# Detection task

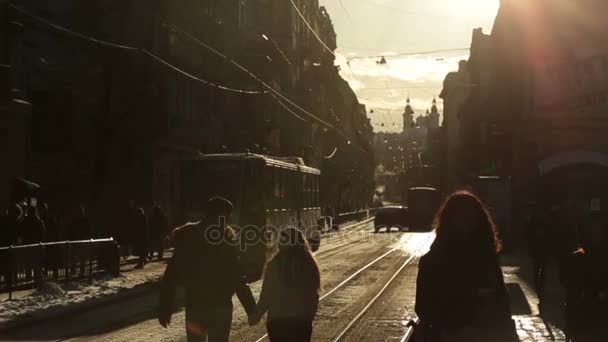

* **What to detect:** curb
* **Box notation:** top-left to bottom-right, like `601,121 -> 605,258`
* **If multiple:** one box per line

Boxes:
0,279 -> 160,333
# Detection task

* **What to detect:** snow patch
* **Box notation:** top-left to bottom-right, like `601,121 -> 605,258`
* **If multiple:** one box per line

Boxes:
0,263 -> 165,328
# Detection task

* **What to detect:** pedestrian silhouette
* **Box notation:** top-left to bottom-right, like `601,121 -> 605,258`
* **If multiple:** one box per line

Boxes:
39,202 -> 63,278
22,205 -> 46,244
1,203 -> 22,247
415,190 -> 516,342
159,196 -> 255,342
249,227 -> 321,342
149,205 -> 170,260
1,204 -> 22,283
68,205 -> 91,241
38,203 -> 61,242
526,206 -> 550,312
132,207 -> 149,269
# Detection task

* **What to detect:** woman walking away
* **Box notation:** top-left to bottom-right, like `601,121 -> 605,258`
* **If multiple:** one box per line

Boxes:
250,227 -> 321,342
415,190 -> 516,342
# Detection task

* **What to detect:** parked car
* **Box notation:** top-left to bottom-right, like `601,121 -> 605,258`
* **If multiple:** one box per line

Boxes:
374,206 -> 409,233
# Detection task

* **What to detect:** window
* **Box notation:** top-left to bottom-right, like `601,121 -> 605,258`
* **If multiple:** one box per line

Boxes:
313,175 -> 319,207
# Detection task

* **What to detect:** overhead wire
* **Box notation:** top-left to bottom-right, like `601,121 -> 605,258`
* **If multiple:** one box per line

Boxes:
375,63 -> 399,129
289,0 -> 336,57
288,0 -> 360,83
11,2 -> 371,154
162,18 -> 370,154
160,20 -> 335,129
347,47 -> 470,62
337,0 -> 351,18
8,3 -> 266,95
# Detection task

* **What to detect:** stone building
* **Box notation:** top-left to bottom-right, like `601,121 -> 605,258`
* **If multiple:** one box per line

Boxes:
1,0 -> 374,226
0,0 -> 32,210
443,0 -> 608,237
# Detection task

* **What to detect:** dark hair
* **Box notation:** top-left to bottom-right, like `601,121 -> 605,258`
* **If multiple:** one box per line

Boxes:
270,227 -> 321,293
432,190 -> 501,254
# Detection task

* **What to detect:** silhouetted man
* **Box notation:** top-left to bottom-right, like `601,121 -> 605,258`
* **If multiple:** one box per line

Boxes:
1,203 -> 22,247
132,207 -> 149,269
527,208 -> 550,311
149,205 -> 170,260
22,205 -> 46,244
159,196 -> 255,342
68,205 -> 92,241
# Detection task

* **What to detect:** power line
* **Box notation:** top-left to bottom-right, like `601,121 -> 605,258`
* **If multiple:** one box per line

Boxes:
289,0 -> 336,57
337,0 -> 351,18
9,3 -> 266,95
375,64 -> 399,128
358,86 -> 438,90
161,20 -> 335,129
287,0 -> 363,91
347,48 -> 470,62
269,92 -> 307,122
11,3 -> 370,153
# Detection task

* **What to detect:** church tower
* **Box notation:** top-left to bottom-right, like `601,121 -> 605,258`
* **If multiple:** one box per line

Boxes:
428,98 -> 440,129
403,97 -> 415,132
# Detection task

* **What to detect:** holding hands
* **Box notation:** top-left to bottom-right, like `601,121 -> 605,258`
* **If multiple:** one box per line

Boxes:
248,311 -> 263,326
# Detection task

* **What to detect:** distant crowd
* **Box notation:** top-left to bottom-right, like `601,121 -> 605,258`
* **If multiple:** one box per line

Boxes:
0,201 -> 171,269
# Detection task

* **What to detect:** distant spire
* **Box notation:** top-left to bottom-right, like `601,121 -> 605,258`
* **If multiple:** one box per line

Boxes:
406,96 -> 410,104
431,97 -> 439,114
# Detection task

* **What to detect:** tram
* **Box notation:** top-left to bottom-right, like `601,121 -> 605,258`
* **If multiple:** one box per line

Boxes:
179,153 -> 322,281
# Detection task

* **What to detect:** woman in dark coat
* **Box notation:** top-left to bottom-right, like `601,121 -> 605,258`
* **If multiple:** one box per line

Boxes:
415,190 -> 515,342
250,227 -> 321,342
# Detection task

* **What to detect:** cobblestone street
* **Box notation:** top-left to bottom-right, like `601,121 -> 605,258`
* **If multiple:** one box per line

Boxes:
0,223 -> 579,342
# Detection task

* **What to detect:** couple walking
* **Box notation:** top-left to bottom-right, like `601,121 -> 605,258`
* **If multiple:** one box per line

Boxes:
158,196 -> 320,342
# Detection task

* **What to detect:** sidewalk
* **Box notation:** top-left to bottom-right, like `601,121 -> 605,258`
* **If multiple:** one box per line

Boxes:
0,255 -> 170,332
501,251 -> 567,341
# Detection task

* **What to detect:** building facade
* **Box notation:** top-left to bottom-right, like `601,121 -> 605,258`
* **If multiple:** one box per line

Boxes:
1,0 -> 374,228
443,0 -> 608,240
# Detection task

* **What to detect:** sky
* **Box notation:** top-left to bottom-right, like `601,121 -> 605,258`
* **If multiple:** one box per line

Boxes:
318,0 -> 500,132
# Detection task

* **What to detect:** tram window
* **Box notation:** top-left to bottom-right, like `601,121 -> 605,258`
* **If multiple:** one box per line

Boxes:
313,176 -> 319,207
305,174 -> 312,208
281,170 -> 288,203
288,170 -> 296,209
309,175 -> 314,208
273,168 -> 280,199
303,174 -> 308,208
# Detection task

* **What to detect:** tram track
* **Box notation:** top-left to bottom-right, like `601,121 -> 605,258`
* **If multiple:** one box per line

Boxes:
1,221 -> 422,342
315,218 -> 375,259
253,233 -> 433,342
329,235 -> 429,342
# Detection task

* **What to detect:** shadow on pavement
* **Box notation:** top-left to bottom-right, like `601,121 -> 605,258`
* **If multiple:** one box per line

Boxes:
506,283 -> 532,315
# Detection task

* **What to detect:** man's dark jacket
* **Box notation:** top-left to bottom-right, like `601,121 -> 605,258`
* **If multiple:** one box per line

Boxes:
159,221 -> 255,318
